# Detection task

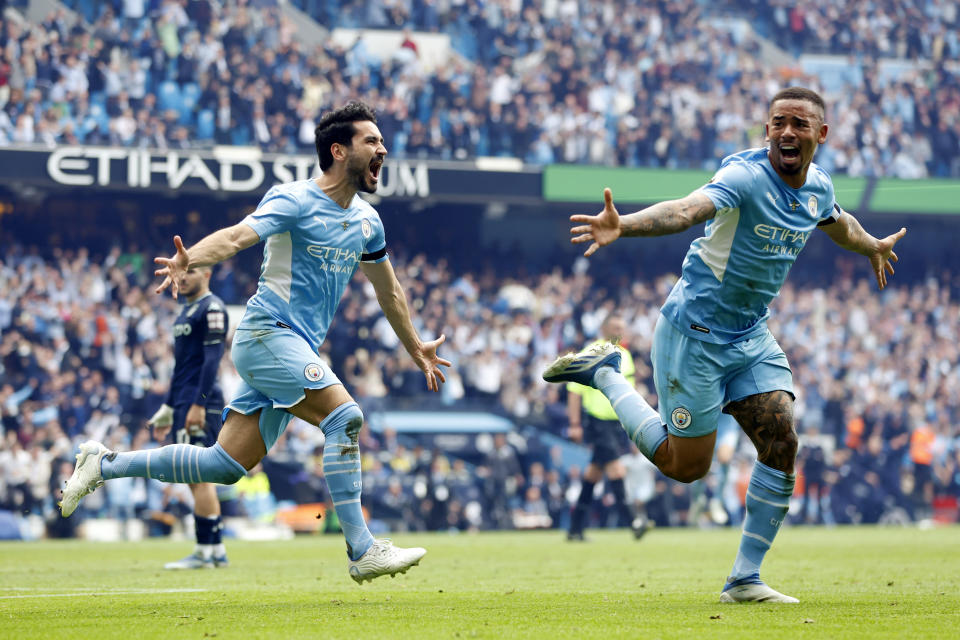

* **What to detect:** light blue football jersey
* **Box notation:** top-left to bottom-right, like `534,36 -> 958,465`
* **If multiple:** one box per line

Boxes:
237,179 -> 388,352
660,148 -> 841,344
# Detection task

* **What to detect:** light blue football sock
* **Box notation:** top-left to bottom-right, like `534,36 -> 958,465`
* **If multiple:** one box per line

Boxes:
101,442 -> 247,485
320,402 -> 375,561
594,367 -> 667,461
729,461 -> 795,581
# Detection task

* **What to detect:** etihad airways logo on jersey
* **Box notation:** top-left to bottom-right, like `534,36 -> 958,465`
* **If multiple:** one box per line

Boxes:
306,245 -> 361,273
753,224 -> 810,243
753,224 -> 810,257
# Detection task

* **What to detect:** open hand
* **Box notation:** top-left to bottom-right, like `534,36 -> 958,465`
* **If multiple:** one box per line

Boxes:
154,235 -> 190,299
570,188 -> 622,257
870,227 -> 906,290
415,334 -> 452,392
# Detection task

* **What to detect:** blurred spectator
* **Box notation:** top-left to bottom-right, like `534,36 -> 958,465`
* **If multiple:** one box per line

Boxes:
0,1 -> 956,175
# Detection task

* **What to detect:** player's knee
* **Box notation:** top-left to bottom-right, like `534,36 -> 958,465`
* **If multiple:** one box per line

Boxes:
323,401 -> 364,442
204,444 -> 247,485
774,430 -> 799,462
211,462 -> 246,485
344,405 -> 364,440
603,461 -> 626,480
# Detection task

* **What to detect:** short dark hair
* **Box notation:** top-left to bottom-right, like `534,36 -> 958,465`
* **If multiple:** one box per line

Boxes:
314,101 -> 378,172
769,87 -> 826,121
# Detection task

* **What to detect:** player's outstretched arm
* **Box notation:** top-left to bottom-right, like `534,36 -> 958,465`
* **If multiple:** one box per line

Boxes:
821,210 -> 906,290
570,189 -> 715,257
360,259 -> 452,392
154,223 -> 261,298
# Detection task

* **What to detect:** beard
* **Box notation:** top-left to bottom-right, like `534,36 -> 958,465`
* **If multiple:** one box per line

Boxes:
772,149 -> 804,174
347,156 -> 377,194
776,158 -> 802,174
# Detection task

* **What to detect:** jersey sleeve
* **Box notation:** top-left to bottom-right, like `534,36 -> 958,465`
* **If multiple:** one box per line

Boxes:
818,177 -> 842,226
242,187 -> 300,240
360,213 -> 388,263
698,161 -> 756,212
817,203 -> 843,226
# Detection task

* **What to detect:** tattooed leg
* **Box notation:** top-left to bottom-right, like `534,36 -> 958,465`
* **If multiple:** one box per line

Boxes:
723,390 -> 798,591
725,390 -> 798,473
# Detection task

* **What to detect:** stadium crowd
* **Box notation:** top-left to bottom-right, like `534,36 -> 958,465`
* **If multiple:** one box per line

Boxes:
0,0 -> 958,176
1,238 -> 958,539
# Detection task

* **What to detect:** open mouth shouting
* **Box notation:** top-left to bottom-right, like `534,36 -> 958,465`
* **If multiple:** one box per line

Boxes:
776,143 -> 803,173
369,157 -> 383,184
779,144 -> 800,161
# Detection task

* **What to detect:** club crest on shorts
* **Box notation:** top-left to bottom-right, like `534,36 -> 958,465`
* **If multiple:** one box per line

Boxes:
304,363 -> 324,382
808,195 -> 818,218
361,218 -> 372,239
671,407 -> 692,430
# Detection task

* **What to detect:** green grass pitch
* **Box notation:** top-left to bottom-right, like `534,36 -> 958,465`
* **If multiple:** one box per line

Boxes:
2,526 -> 958,639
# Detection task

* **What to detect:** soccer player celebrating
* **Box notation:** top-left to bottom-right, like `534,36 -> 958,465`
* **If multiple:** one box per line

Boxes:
61,101 -> 451,583
148,265 -> 231,570
543,87 -> 906,603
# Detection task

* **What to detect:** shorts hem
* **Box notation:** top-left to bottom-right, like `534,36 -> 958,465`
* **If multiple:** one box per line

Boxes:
225,404 -> 259,416
722,386 -> 795,412
665,425 -> 716,439
272,393 -> 305,410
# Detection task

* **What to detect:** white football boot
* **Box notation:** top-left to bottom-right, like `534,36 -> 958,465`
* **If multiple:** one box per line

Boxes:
165,550 -> 215,570
720,577 -> 799,603
59,440 -> 110,517
348,539 -> 426,584
542,341 -> 622,386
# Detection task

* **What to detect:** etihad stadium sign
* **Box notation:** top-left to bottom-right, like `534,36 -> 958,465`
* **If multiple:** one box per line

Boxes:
0,146 -> 541,203
44,146 -> 430,197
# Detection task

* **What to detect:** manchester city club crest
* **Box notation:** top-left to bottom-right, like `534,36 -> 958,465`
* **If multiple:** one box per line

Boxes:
361,218 -> 372,239
304,363 -> 324,382
671,407 -> 692,430
808,195 -> 818,218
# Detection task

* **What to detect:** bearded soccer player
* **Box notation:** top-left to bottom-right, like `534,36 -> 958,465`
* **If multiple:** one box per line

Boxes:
543,87 -> 906,603
61,101 -> 451,583
148,265 -> 230,570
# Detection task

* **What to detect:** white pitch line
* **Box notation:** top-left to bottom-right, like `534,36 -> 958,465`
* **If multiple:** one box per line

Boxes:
0,588 -> 207,599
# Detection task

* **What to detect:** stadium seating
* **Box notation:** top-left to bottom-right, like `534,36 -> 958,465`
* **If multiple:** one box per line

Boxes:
1,1 -> 956,175
1,236 -> 957,536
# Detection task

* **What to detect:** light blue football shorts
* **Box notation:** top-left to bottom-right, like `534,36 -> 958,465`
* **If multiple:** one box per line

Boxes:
651,314 -> 793,439
223,325 -> 343,452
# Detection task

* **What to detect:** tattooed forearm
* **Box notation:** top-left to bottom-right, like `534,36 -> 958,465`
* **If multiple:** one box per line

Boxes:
825,211 -> 880,256
725,390 -> 798,474
619,193 -> 715,238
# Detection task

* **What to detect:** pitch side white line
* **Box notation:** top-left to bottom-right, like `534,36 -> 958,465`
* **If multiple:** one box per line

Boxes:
0,588 -> 207,599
